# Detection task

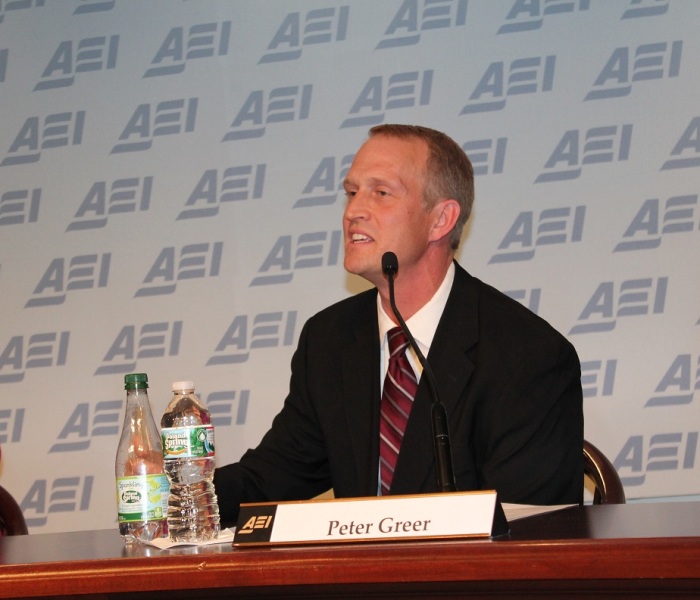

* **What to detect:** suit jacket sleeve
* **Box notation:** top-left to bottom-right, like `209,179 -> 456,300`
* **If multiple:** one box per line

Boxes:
213,317 -> 333,524
454,273 -> 584,505
473,331 -> 583,504
213,290 -> 380,524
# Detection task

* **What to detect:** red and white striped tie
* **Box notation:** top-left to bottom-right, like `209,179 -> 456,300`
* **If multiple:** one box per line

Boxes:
379,327 -> 418,495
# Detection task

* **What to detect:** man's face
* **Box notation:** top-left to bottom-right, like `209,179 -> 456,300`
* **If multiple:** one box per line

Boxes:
342,135 -> 436,287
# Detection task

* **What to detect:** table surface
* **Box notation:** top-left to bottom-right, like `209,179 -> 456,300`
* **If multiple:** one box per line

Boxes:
1,502 -> 700,599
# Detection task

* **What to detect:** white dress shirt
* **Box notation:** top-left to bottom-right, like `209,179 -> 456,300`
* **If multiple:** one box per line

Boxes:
377,261 -> 455,389
375,262 -> 455,494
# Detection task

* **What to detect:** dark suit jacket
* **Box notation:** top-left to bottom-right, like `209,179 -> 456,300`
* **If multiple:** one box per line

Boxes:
214,263 -> 584,523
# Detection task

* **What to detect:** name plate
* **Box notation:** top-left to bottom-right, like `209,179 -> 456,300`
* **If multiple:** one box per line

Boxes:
233,490 -> 509,546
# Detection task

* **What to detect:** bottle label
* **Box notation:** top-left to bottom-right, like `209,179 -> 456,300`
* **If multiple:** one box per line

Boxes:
162,425 -> 215,459
116,474 -> 168,523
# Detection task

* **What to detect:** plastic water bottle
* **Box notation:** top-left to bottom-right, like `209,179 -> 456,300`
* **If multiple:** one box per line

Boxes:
161,380 -> 220,542
115,373 -> 169,542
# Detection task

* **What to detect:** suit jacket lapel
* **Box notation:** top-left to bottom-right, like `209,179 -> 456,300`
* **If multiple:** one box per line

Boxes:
390,263 -> 479,494
340,292 -> 381,496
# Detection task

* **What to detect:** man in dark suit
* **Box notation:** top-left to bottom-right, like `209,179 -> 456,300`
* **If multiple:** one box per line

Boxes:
214,125 -> 583,524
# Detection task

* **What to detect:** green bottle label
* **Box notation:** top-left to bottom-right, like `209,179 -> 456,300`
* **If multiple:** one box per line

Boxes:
116,474 -> 168,523
161,425 -> 215,460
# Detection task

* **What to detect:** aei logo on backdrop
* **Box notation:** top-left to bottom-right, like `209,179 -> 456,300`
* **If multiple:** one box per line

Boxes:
144,21 -> 231,77
177,166 -> 266,220
661,117 -> 700,170
73,1 -> 115,15
33,35 -> 118,91
460,55 -> 555,114
0,111 -> 85,167
375,0 -> 467,49
581,359 -> 617,398
206,312 -> 297,366
584,40 -> 682,101
535,124 -> 632,183
0,0 -> 47,26
206,390 -> 250,427
621,1 -> 670,20
462,138 -> 507,176
93,321 -> 182,376
20,476 -> 93,528
489,206 -> 585,264
614,432 -> 697,487
259,6 -> 348,63
50,400 -> 122,453
66,176 -> 153,231
24,253 -> 111,307
0,408 -> 24,444
134,241 -> 223,297
293,155 -> 354,208
0,1 -> 105,26
249,230 -> 341,286
0,332 -> 69,384
644,354 -> 700,408
569,277 -> 668,335
497,0 -> 590,34
614,194 -> 698,252
340,70 -> 432,129
222,85 -> 312,141
0,188 -> 40,226
111,98 -> 197,154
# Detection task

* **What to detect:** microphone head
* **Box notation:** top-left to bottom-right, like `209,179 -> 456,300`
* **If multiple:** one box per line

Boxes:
382,252 -> 399,277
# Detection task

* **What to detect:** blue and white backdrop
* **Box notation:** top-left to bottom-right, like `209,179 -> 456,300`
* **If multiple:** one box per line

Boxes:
0,0 -> 698,533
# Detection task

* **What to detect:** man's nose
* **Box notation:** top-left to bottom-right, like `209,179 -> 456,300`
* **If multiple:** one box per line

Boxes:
344,192 -> 369,221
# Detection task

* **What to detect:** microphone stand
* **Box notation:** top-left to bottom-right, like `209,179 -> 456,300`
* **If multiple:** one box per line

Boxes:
383,252 -> 457,493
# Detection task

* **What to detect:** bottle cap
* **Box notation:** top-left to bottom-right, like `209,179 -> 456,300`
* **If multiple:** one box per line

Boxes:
172,380 -> 195,392
124,373 -> 148,390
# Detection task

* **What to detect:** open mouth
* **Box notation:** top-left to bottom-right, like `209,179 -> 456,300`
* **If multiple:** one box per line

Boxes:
350,233 -> 373,243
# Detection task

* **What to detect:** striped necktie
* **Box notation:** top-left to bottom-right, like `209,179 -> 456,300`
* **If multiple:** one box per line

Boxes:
379,327 -> 418,495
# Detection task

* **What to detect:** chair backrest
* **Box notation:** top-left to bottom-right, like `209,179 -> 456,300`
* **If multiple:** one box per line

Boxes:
583,439 -> 626,505
0,484 -> 28,535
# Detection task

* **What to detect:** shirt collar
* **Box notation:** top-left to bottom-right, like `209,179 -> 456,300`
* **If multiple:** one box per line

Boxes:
378,261 -> 455,352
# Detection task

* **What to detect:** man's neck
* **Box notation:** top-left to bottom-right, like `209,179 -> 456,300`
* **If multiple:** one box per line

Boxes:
378,255 -> 454,323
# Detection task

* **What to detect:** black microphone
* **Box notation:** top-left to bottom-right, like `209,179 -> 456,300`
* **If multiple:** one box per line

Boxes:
381,251 -> 457,493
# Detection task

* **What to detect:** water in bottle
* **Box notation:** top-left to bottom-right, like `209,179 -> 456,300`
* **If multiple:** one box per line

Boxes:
115,373 -> 169,542
161,380 -> 220,542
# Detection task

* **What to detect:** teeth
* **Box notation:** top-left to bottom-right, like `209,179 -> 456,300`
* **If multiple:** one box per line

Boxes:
352,233 -> 370,242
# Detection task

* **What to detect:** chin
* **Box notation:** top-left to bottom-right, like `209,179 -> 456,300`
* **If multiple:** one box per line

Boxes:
343,259 -> 362,277
344,248 -> 366,267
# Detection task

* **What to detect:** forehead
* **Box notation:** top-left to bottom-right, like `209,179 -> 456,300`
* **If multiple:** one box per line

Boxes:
349,135 -> 429,179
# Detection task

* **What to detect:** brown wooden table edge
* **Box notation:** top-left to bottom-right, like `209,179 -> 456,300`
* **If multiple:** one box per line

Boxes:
2,536 -> 699,598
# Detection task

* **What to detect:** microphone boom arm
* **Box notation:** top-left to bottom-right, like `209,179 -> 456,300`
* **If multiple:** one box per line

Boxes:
384,252 -> 457,493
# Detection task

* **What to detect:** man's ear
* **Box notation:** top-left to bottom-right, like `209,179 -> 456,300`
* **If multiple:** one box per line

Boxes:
430,199 -> 461,243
